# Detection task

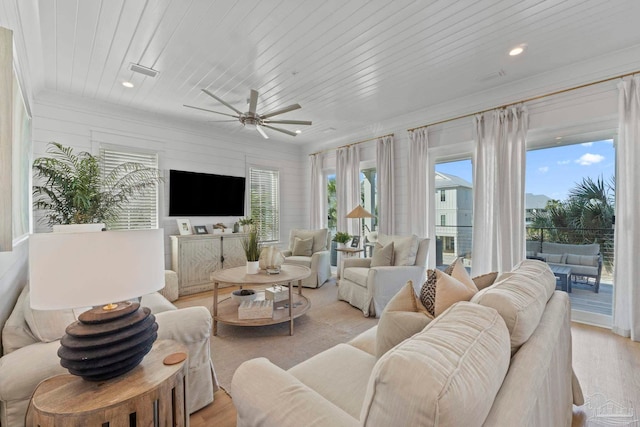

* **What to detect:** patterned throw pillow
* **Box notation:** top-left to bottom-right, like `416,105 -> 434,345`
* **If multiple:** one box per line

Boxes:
420,269 -> 477,317
292,237 -> 313,256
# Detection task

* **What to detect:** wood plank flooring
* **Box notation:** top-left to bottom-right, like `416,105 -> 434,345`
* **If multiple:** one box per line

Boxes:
190,322 -> 640,427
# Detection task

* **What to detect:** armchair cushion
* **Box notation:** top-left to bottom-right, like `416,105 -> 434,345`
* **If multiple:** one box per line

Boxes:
375,281 -> 432,357
369,242 -> 394,267
378,234 -> 419,266
343,268 -> 369,288
288,228 -> 329,254
293,237 -> 314,256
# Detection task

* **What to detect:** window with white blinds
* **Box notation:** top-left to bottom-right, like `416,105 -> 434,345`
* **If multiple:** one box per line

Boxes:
100,147 -> 158,230
249,167 -> 280,242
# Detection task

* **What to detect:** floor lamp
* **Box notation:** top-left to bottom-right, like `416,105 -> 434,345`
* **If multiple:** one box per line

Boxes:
346,205 -> 373,248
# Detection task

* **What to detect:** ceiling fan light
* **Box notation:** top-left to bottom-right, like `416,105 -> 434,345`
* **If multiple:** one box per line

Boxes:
122,81 -> 134,88
295,129 -> 302,134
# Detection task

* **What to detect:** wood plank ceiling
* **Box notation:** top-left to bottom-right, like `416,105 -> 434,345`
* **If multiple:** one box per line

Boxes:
25,0 -> 640,143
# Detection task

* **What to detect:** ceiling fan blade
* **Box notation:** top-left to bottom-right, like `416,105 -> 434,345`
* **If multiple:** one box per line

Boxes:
201,89 -> 243,115
262,124 -> 298,137
209,120 -> 239,122
248,89 -> 259,115
263,119 -> 312,125
256,125 -> 269,139
261,103 -> 301,119
183,104 -> 239,119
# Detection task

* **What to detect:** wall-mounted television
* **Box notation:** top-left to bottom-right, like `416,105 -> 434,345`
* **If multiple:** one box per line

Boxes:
169,169 -> 245,216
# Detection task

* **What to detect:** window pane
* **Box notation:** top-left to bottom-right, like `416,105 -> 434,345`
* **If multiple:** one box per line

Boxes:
249,168 -> 279,242
327,173 -> 336,235
100,148 -> 158,230
435,160 -> 473,268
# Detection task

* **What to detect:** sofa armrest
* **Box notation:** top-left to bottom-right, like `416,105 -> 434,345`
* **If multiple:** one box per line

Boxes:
310,250 -> 330,267
155,306 -> 218,413
0,341 -> 66,402
341,258 -> 371,280
232,358 -> 358,427
281,249 -> 293,257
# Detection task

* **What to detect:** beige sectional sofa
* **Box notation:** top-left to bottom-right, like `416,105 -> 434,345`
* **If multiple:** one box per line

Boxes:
0,286 -> 218,427
231,260 -> 584,426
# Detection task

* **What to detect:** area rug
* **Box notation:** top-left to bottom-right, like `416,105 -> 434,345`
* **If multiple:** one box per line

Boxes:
174,278 -> 378,389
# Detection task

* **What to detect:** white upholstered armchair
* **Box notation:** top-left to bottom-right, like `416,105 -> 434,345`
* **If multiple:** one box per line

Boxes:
338,235 -> 429,317
281,228 -> 332,288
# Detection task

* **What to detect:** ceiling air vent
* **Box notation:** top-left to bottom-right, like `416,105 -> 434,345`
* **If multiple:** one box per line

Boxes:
129,63 -> 159,78
476,69 -> 506,82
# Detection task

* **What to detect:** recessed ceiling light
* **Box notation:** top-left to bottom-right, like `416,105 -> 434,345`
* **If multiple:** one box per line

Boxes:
122,81 -> 134,88
509,45 -> 526,56
295,130 -> 302,134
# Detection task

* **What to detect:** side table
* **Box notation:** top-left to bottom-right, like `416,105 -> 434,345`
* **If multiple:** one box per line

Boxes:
27,340 -> 189,427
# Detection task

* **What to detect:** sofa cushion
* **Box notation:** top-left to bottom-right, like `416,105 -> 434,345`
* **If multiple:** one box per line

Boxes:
507,259 -> 557,300
2,287 -> 38,355
420,269 -> 477,317
537,252 -> 567,264
22,289 -> 88,343
471,272 -> 549,354
343,267 -> 369,288
376,281 -> 432,358
377,234 -> 419,266
292,237 -> 314,256
289,343 -> 377,419
369,241 -> 394,267
472,271 -> 498,290
566,254 -> 599,267
360,302 -> 511,427
289,229 -> 328,254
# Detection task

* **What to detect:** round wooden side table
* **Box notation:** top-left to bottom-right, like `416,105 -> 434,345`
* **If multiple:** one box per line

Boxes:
27,340 -> 189,427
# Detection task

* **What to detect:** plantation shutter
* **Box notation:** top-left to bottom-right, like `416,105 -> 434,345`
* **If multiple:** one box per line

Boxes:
100,148 -> 158,230
249,167 -> 279,242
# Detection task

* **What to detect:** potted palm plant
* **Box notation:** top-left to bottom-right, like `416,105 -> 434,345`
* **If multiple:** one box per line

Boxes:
242,229 -> 261,274
32,143 -> 162,230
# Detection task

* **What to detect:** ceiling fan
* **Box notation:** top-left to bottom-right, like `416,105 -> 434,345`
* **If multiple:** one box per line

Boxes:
184,89 -> 312,139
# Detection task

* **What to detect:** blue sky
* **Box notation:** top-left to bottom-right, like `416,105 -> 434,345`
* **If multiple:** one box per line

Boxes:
435,139 -> 615,202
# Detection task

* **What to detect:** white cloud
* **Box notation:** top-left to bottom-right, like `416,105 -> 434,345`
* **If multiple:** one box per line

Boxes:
576,153 -> 605,166
581,142 -> 593,147
538,166 -> 549,173
557,160 -> 571,165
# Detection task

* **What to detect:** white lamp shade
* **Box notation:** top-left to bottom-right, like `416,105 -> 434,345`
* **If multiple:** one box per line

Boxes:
29,229 -> 165,310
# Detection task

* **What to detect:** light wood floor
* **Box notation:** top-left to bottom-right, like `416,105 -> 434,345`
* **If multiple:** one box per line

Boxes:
190,322 -> 640,427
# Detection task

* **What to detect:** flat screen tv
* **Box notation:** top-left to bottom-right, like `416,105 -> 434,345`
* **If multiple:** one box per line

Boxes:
169,169 -> 245,216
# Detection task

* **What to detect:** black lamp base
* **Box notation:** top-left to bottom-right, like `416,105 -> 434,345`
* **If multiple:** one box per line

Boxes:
58,301 -> 158,381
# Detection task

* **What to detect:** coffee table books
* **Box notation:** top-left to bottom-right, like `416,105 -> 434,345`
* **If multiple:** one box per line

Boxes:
238,299 -> 274,320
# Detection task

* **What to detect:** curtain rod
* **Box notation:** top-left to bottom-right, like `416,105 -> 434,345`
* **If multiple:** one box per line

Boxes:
407,69 -> 640,133
309,133 -> 394,157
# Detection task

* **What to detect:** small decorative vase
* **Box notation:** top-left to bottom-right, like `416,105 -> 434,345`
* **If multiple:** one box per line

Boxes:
246,261 -> 260,275
337,242 -> 346,249
243,225 -> 250,233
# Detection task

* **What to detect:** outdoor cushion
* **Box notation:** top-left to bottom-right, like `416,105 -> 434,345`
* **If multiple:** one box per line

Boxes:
541,242 -> 599,256
566,254 -> 599,267
537,252 -> 566,264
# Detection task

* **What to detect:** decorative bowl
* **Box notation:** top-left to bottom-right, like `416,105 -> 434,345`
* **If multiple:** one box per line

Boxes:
231,289 -> 257,304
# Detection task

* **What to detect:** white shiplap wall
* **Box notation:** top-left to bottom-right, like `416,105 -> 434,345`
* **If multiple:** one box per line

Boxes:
31,90 -> 308,267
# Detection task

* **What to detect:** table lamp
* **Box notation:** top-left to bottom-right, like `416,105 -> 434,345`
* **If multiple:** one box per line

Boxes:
346,205 -> 373,248
29,228 -> 165,381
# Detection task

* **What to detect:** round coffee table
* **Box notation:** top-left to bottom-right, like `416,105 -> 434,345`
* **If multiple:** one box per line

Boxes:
210,264 -> 311,336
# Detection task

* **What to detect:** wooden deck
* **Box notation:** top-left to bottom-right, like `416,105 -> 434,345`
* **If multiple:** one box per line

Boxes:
567,281 -> 612,316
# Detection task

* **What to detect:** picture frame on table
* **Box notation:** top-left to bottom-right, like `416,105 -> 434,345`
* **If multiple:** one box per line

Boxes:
350,235 -> 360,248
176,218 -> 192,235
193,225 -> 208,235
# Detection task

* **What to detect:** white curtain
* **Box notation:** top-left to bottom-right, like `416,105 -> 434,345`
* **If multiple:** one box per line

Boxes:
613,75 -> 640,341
336,145 -> 360,235
376,135 -> 395,234
408,128 -> 431,238
472,105 -> 528,276
309,153 -> 325,229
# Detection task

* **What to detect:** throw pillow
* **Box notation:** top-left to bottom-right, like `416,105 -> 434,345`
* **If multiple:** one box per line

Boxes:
443,257 -> 477,292
376,281 -> 433,357
472,271 -> 499,290
537,252 -> 566,264
23,289 -> 88,342
370,242 -> 394,267
292,237 -> 313,256
420,269 -> 477,317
